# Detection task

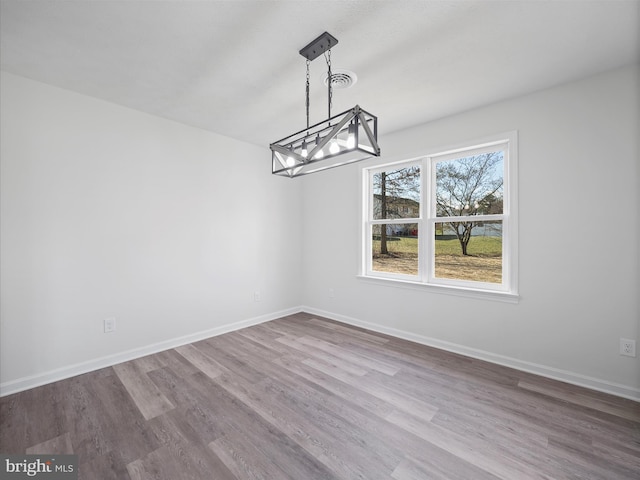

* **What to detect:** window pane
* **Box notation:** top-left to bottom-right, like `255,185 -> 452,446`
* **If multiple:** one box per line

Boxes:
372,224 -> 418,275
434,221 -> 502,283
373,166 -> 420,220
435,151 -> 503,217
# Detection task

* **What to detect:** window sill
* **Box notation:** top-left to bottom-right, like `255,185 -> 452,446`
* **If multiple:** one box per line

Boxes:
356,275 -> 520,304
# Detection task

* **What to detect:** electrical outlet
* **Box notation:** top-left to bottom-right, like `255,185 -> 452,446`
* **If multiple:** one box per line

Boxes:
104,317 -> 116,333
328,288 -> 335,298
253,291 -> 261,302
620,338 -> 636,357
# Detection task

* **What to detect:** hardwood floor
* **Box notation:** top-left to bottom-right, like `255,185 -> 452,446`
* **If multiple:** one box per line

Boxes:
1,312 -> 639,479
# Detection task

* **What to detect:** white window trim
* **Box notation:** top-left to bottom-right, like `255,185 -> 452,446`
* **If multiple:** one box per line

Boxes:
359,132 -> 519,303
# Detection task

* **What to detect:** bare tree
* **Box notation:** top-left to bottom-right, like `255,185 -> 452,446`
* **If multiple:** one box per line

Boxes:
436,152 -> 503,255
373,166 -> 420,254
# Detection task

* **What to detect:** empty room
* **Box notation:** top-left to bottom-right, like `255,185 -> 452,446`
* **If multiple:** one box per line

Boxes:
1,1 -> 638,479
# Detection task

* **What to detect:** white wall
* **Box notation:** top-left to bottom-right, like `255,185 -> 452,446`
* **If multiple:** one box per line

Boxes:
2,66 -> 638,400
0,72 -> 302,393
301,64 -> 640,399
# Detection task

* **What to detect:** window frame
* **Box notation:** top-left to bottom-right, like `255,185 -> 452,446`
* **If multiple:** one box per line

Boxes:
365,160 -> 422,282
360,132 -> 519,303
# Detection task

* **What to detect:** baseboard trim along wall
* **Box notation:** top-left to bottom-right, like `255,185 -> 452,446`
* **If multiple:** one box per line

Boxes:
3,305 -> 638,402
0,306 -> 302,397
301,306 -> 640,402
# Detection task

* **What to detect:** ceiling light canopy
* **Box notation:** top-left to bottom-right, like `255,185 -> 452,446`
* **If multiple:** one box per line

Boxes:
270,32 -> 380,178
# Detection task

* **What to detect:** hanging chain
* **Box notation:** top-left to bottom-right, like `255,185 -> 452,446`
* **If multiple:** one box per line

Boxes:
305,59 -> 310,130
326,48 -> 333,118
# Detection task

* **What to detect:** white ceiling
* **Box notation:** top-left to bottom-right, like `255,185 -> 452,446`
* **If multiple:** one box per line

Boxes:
1,1 -> 638,148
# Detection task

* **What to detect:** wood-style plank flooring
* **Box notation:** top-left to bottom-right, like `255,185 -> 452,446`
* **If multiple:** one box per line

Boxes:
1,313 -> 639,479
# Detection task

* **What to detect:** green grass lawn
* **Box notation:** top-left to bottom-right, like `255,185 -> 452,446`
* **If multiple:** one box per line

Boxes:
435,236 -> 502,257
372,236 -> 418,255
372,235 -> 502,282
372,235 -> 501,257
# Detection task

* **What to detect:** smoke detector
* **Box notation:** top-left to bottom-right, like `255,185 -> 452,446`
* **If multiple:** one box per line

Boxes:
323,69 -> 358,89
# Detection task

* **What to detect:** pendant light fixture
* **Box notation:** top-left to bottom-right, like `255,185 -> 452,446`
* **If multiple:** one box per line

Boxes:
270,32 -> 381,178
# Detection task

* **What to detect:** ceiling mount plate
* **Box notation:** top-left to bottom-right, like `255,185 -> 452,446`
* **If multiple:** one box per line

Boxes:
299,32 -> 338,61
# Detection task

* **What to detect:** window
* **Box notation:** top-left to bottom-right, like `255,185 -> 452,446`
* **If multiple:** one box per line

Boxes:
362,133 -> 518,299
370,163 -> 421,276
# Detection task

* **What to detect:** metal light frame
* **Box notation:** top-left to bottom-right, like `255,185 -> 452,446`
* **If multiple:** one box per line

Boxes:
270,32 -> 380,178
271,105 -> 379,177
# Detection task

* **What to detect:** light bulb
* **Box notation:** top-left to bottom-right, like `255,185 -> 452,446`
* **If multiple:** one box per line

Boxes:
286,146 -> 295,167
301,140 -> 308,158
329,138 -> 340,154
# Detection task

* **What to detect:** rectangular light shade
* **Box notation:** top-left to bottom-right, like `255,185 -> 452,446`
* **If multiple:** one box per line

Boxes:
270,105 -> 380,178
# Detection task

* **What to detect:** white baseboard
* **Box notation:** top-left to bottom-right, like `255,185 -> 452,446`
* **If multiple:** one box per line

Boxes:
0,306 -> 303,397
301,306 -> 640,402
4,305 -> 638,402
